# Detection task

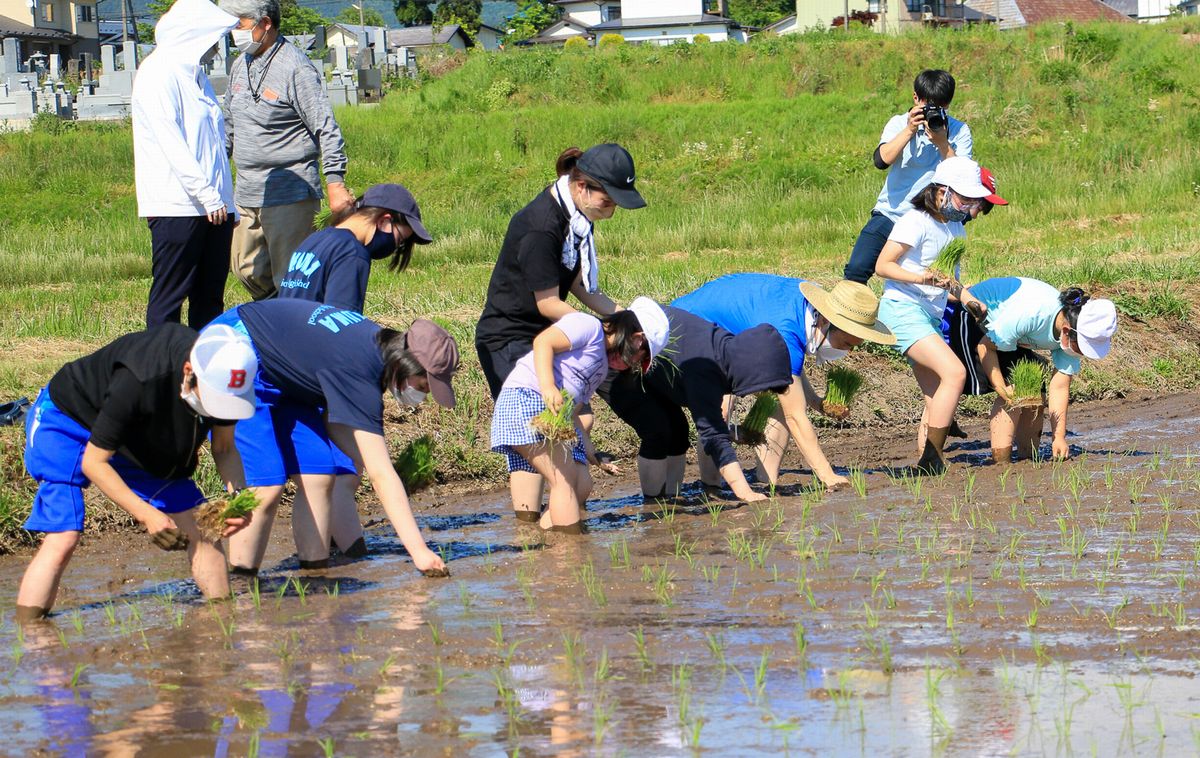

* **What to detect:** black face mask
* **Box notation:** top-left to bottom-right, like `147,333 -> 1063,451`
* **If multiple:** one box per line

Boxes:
366,226 -> 397,260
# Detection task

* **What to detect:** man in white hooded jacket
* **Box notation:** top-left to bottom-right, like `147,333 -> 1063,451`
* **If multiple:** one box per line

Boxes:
132,0 -> 239,331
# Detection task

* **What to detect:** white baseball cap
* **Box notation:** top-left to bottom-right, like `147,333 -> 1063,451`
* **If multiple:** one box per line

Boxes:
1075,298 -> 1118,360
931,156 -> 991,199
189,325 -> 258,420
627,297 -> 669,371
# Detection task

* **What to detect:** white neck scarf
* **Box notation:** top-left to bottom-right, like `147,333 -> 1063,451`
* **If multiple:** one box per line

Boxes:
552,175 -> 599,294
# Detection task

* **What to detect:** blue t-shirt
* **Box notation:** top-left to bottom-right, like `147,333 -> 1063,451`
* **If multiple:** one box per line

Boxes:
277,228 -> 371,312
238,300 -> 387,433
672,273 -> 811,376
965,277 -> 1081,376
873,113 -> 973,221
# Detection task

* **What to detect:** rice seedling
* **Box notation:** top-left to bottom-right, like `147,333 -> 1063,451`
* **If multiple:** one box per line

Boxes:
195,489 -> 260,541
928,237 -> 967,281
576,558 -> 608,608
736,393 -> 779,446
317,737 -> 335,758
593,693 -> 615,746
9,624 -> 24,666
823,367 -> 864,419
704,631 -> 727,671
394,435 -> 436,492
70,662 -> 89,690
1007,359 -> 1047,408
562,631 -> 586,685
630,625 -> 651,672
427,620 -> 444,647
529,389 -> 576,443
593,647 -> 613,684
608,536 -> 630,569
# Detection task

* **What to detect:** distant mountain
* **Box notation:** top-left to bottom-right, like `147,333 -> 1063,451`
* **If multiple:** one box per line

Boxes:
104,0 -> 518,29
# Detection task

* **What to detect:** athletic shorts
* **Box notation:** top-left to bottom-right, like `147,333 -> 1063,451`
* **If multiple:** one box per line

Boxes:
22,387 -> 205,533
943,303 -> 1044,396
206,310 -> 356,487
490,387 -> 587,474
878,297 -> 943,355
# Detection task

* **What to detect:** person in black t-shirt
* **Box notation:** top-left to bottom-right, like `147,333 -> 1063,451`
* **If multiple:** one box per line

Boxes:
476,143 -> 646,522
209,300 -> 459,577
16,324 -> 258,622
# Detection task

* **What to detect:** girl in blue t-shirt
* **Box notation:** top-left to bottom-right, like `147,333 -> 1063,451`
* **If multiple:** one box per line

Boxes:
875,156 -> 992,475
276,184 -> 431,561
489,299 -> 667,533
947,278 -> 1118,462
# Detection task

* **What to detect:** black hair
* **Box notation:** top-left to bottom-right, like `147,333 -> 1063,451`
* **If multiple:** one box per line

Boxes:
911,182 -> 948,222
377,329 -> 427,392
330,203 -> 415,272
1058,287 -> 1091,329
600,310 -> 649,374
914,69 -> 955,107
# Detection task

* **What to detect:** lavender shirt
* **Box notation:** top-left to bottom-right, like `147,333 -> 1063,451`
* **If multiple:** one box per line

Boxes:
502,313 -> 607,404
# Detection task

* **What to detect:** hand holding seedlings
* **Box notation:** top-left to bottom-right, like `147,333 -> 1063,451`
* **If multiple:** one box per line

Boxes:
195,489 -> 259,542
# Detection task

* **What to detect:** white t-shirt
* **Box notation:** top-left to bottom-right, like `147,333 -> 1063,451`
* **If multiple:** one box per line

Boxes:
880,209 -> 964,318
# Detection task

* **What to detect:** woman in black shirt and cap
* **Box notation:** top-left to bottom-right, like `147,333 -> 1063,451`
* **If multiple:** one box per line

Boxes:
476,143 -> 646,522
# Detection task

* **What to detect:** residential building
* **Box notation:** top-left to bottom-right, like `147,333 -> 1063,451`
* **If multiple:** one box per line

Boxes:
386,23 -> 473,52
793,0 -> 993,33
963,0 -> 1129,28
532,0 -> 746,44
1101,0 -> 1178,21
0,0 -> 100,61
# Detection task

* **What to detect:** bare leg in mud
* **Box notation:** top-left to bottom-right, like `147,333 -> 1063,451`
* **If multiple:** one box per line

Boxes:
228,485 -> 284,573
15,531 -> 82,620
173,509 -> 231,600
511,442 -> 591,533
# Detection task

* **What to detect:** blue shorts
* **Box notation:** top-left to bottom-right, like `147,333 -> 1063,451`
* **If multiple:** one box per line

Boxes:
22,388 -> 205,533
490,387 -> 587,474
208,309 -> 357,487
878,298 -> 944,355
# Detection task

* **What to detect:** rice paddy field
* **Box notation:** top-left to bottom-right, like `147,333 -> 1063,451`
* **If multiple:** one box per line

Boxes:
2,20 -> 1200,755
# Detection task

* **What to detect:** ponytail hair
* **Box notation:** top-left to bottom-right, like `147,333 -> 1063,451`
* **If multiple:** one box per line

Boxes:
328,203 -> 415,272
600,310 -> 649,374
376,328 -> 427,392
911,182 -> 947,222
1058,287 -> 1091,329
555,146 -> 603,190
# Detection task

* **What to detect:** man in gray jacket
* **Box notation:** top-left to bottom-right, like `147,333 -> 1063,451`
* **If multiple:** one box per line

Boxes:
220,0 -> 354,300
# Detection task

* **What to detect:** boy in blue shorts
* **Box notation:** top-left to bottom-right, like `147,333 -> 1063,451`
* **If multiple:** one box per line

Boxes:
16,324 -> 258,622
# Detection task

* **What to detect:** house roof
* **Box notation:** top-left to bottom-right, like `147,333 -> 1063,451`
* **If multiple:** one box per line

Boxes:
963,0 -> 1026,28
592,14 -> 742,31
761,14 -> 796,32
0,19 -> 80,43
1012,0 -> 1131,24
387,25 -> 471,47
1099,0 -> 1137,14
285,33 -> 316,51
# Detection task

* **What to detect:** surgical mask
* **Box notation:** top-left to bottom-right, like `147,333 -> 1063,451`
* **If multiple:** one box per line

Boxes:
392,384 -> 426,407
232,22 -> 263,56
939,191 -> 970,224
181,389 -> 207,417
1060,332 -> 1084,359
366,226 -> 398,260
808,325 -> 849,365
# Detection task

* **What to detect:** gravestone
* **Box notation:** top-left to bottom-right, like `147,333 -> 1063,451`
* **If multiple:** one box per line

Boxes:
332,45 -> 349,72
48,54 -> 61,81
76,43 -> 136,120
207,36 -> 231,96
0,39 -> 37,123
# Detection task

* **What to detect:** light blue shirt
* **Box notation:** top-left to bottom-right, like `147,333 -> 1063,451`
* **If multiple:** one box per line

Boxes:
967,277 -> 1081,376
873,113 -> 973,221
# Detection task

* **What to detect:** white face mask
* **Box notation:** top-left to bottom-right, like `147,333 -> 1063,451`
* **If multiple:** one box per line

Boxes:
1060,332 -> 1084,359
231,22 -> 263,56
181,388 -> 207,417
808,324 -> 849,365
392,384 -> 427,407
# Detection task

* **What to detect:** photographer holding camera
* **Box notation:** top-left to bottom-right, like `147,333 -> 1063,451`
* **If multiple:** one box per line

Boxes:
843,69 -> 973,285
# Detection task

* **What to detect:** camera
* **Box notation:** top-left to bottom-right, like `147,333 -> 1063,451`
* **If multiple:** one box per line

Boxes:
922,103 -> 948,132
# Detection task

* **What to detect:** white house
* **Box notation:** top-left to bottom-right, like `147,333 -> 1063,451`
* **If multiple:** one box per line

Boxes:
533,0 -> 745,44
1100,0 -> 1180,21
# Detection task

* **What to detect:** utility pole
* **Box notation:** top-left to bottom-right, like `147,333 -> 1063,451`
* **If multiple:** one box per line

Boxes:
845,0 -> 850,29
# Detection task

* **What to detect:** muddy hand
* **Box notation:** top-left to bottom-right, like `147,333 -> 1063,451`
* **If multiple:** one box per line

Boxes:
151,527 -> 189,551
221,515 -> 251,539
415,549 -> 449,578
822,402 -> 851,421
821,475 -> 850,492
594,451 -> 621,476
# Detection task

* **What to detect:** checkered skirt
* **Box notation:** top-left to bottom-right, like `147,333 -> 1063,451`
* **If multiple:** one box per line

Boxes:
490,387 -> 587,473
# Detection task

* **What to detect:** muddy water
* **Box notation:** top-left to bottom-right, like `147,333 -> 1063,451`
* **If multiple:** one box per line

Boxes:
3,394 -> 1200,755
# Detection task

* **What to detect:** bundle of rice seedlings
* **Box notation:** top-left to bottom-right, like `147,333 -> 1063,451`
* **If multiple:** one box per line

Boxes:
530,388 -> 577,443
1008,359 -> 1047,408
195,489 -> 259,542
737,393 -> 779,446
394,435 -> 436,492
823,366 -> 865,418
929,237 -> 967,280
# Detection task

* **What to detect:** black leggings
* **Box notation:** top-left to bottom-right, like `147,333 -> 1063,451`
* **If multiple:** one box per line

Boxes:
599,371 -> 691,460
476,338 -> 533,400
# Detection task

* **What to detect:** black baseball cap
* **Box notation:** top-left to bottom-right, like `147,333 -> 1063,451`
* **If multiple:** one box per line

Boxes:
576,143 -> 646,210
360,184 -> 432,244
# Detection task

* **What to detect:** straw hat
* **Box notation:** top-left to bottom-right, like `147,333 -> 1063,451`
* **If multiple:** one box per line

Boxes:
798,280 -> 896,345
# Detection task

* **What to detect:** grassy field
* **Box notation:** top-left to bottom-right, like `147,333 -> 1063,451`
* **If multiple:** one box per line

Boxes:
1,21 -> 1199,545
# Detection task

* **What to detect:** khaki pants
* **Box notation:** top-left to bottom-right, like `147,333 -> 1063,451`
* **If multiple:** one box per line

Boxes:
231,198 -> 322,300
